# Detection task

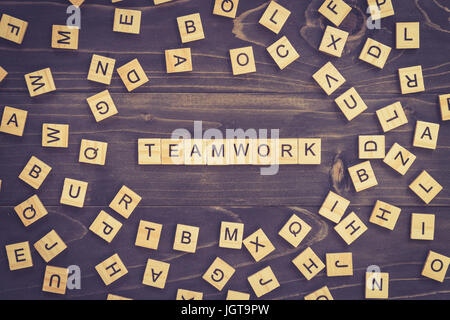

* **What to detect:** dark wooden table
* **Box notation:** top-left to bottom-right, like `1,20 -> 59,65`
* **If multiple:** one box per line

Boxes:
0,0 -> 449,300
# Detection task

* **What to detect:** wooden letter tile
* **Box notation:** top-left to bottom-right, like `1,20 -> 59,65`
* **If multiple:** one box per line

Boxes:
51,25 -> 79,50
184,139 -> 207,165
206,139 -> 227,165
266,36 -> 299,70
0,66 -> 7,82
117,58 -> 149,92
165,48 -> 192,73
335,87 -> 368,121
334,212 -> 368,245
42,124 -> 69,148
259,1 -> 291,34
318,0 -> 352,27
0,14 -> 28,44
227,139 -> 256,165
365,272 -> 389,299
304,286 -> 334,300
439,94 -> 450,121
161,139 -> 185,165
255,139 -> 278,166
359,38 -> 391,69
173,224 -> 199,253
34,229 -> 67,263
89,210 -> 123,243
213,0 -> 239,19
219,221 -> 244,249
348,161 -> 378,192
88,54 -> 116,85
154,0 -> 173,4
278,214 -> 311,248
107,294 -> 132,300
142,258 -> 170,289
42,266 -> 68,295
319,25 -> 349,57
113,8 -> 142,34
0,106 -> 28,136
202,257 -> 235,291
313,62 -> 345,95
298,138 -> 321,164
18,156 -> 52,190
421,250 -> 449,282
396,22 -> 420,49
413,120 -> 439,150
376,102 -> 408,133
24,68 -> 56,97
292,247 -> 325,280
326,252 -> 353,277
95,253 -> 128,286
369,200 -> 401,231
135,220 -> 163,250
60,178 -> 88,208
319,190 -> 350,224
243,228 -> 275,262
383,143 -> 416,175
226,290 -> 250,300
79,139 -> 108,165
247,266 -> 280,298
409,170 -> 442,204
109,185 -> 142,219
5,241 -> 33,271
398,65 -> 425,94
14,195 -> 48,227
138,138 -> 162,164
86,90 -> 118,123
176,289 -> 203,300
367,0 -> 394,19
177,13 -> 205,43
359,135 -> 385,159
229,46 -> 256,75
278,139 -> 298,164
411,213 -> 435,241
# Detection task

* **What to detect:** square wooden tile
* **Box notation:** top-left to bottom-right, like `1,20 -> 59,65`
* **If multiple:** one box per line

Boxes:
89,210 -> 123,243
421,250 -> 449,282
184,139 -> 207,165
348,161 -> 378,192
173,224 -> 199,253
267,36 -> 299,70
298,138 -> 321,164
278,214 -> 311,247
335,87 -> 368,121
18,156 -> 52,190
312,62 -> 345,95
367,0 -> 394,19
319,190 -> 350,223
277,139 -> 298,164
319,25 -> 348,57
205,139 -> 227,165
383,143 -> 416,175
304,286 -> 333,300
34,229 -> 67,263
292,247 -> 325,280
0,66 -> 8,82
161,139 -> 184,164
117,58 -> 149,92
409,170 -> 442,204
107,294 -> 132,300
318,0 -> 352,27
398,65 -> 425,94
86,90 -> 118,122
42,265 -> 68,295
165,48 -> 192,73
213,0 -> 239,18
135,220 -> 163,250
413,120 -> 439,150
0,106 -> 28,136
219,221 -> 244,249
365,272 -> 389,299
259,1 -> 291,34
95,253 -> 128,286
109,185 -> 142,219
0,14 -> 28,44
79,139 -> 108,165
359,38 -> 391,69
60,178 -> 88,208
14,194 -> 48,227
334,212 -> 368,245
376,101 -> 408,132
229,46 -> 256,75
177,13 -> 205,43
396,22 -> 420,49
326,252 -> 353,277
247,266 -> 280,298
359,135 -> 385,159
411,213 -> 435,240
226,290 -> 250,300
88,54 -> 116,85
138,138 -> 161,165
5,241 -> 33,271
176,289 -> 203,300
202,257 -> 235,291
42,124 -> 69,148
227,139 -> 256,164
113,8 -> 141,34
369,200 -> 401,231
51,25 -> 79,50
439,94 -> 450,121
142,258 -> 170,289
243,228 -> 275,262
24,68 -> 56,97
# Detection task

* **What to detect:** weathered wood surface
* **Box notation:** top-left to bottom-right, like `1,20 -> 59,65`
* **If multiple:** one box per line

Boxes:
0,0 -> 449,299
